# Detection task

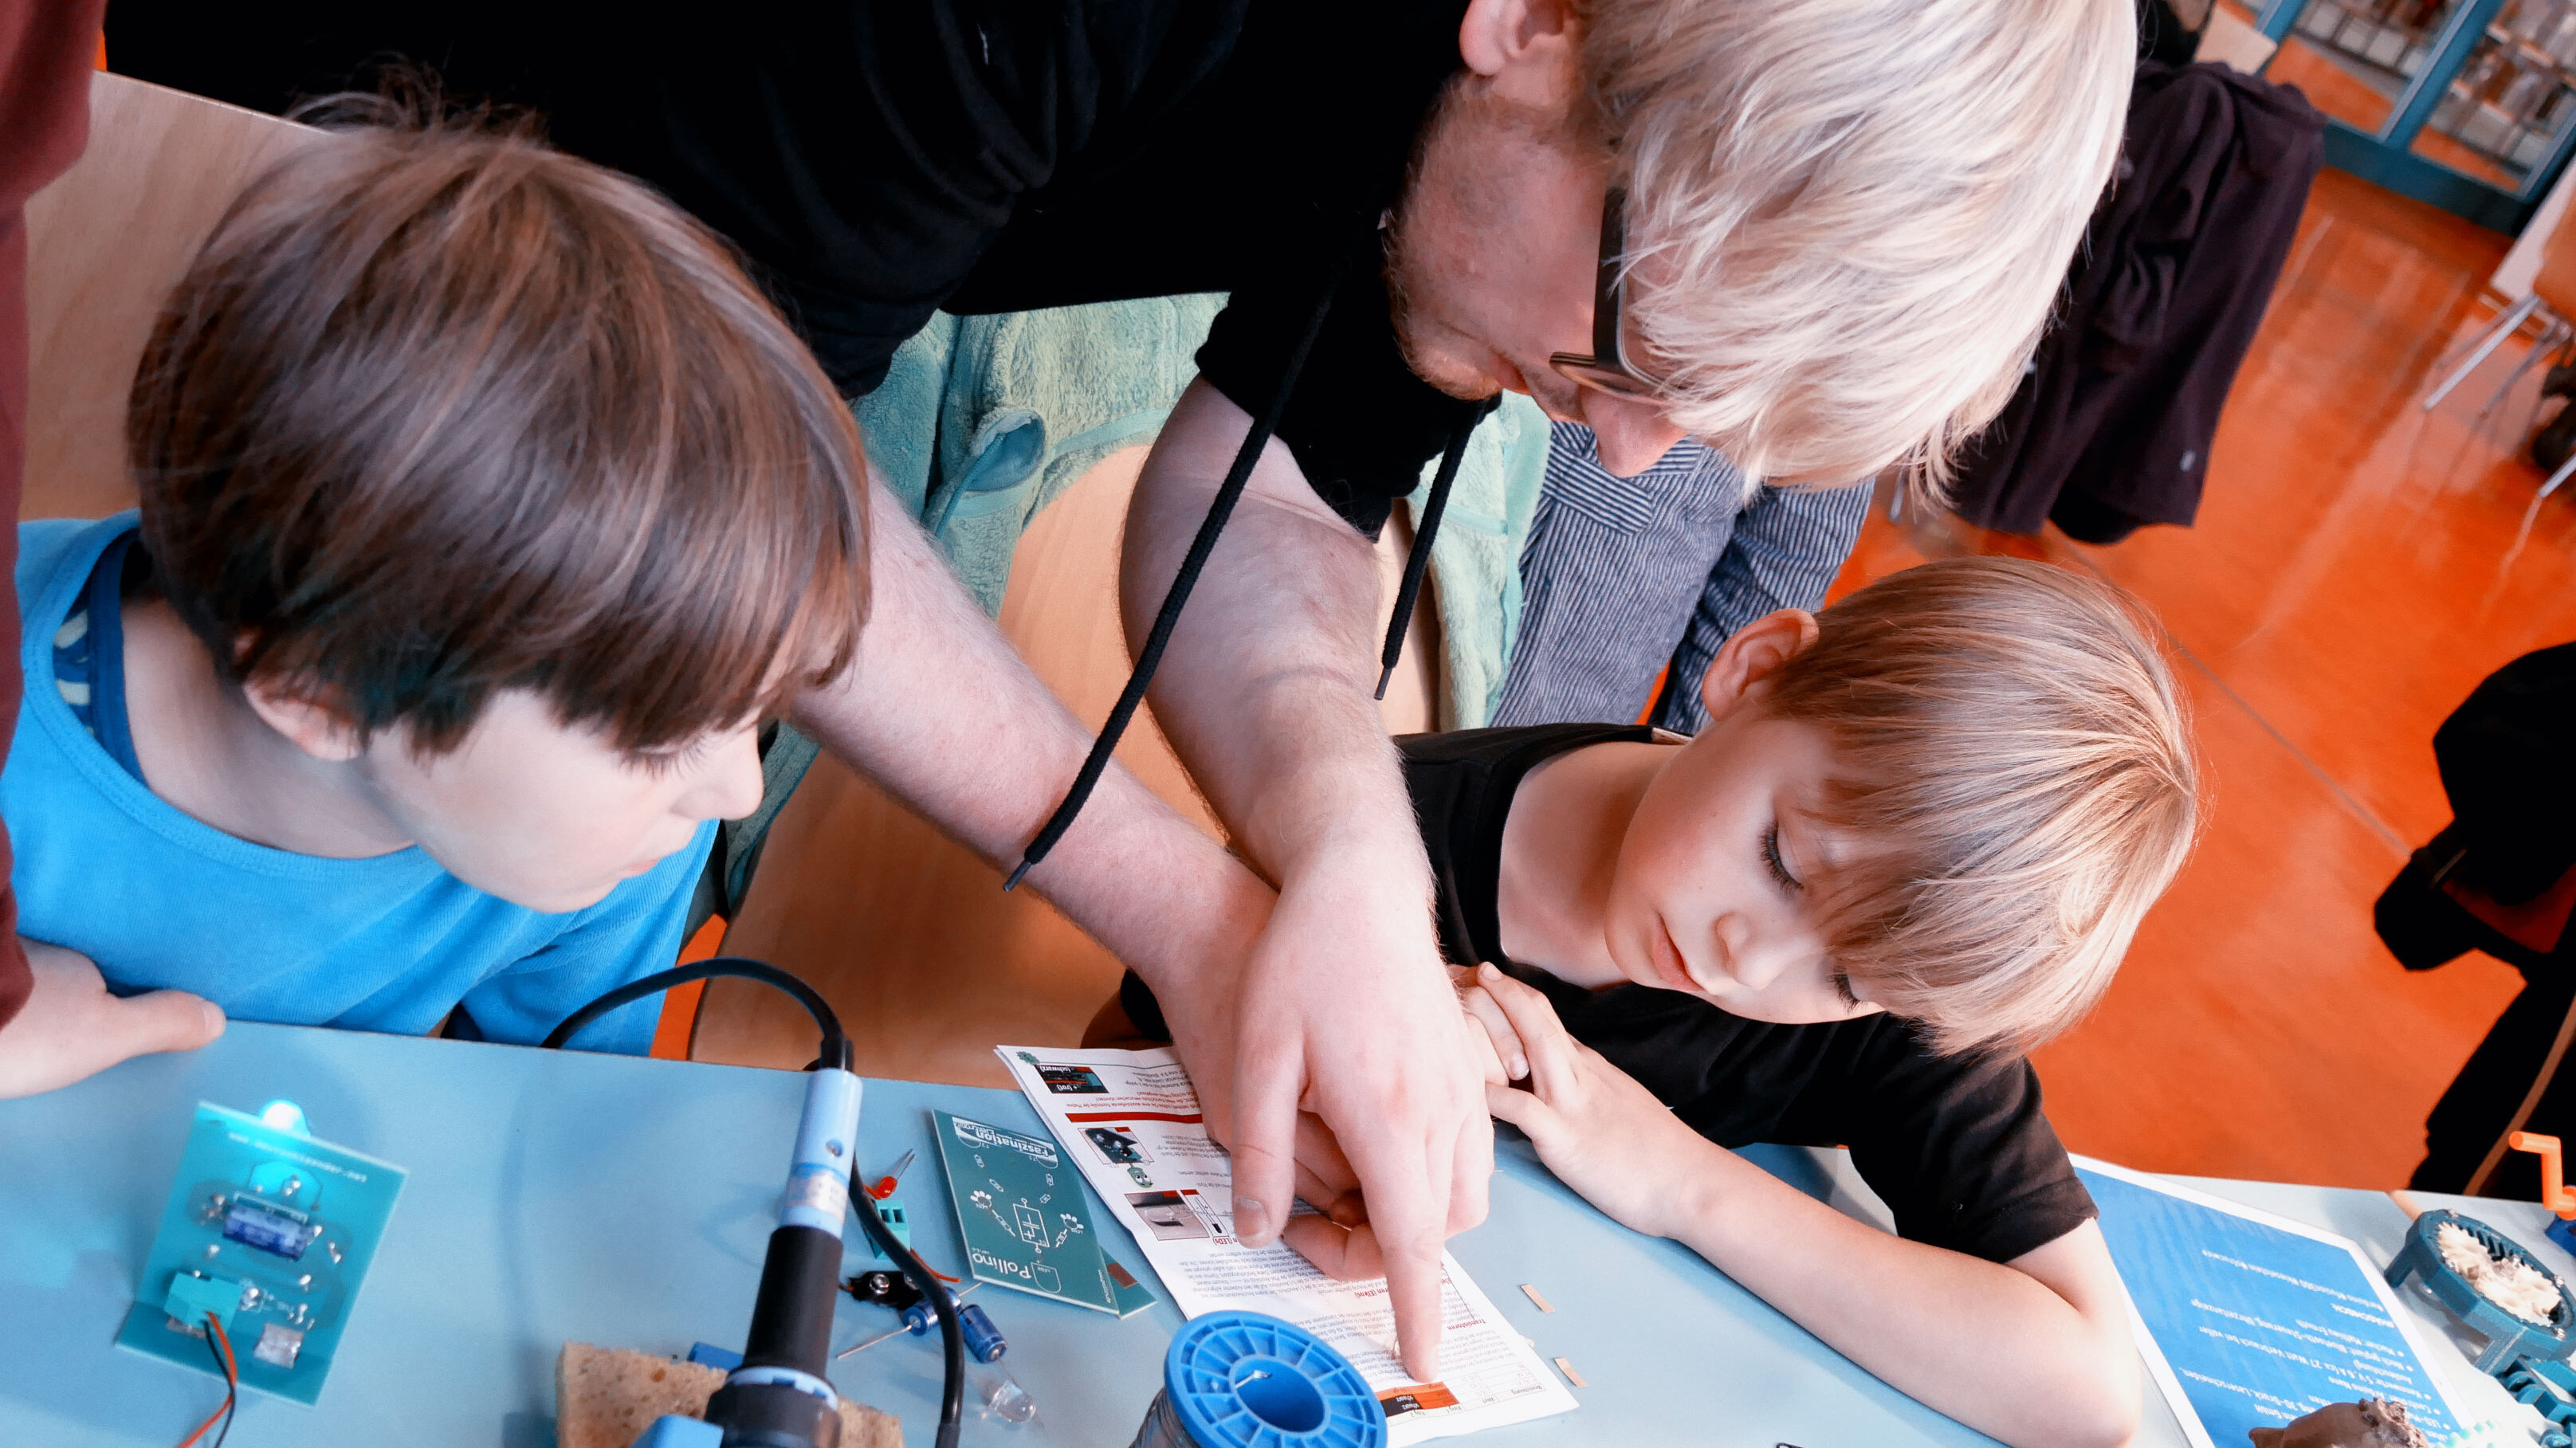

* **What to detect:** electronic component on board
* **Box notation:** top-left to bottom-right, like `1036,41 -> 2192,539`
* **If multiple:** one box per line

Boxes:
116,1101 -> 406,1405
163,1271 -> 245,1333
253,1323 -> 305,1369
222,1195 -> 322,1259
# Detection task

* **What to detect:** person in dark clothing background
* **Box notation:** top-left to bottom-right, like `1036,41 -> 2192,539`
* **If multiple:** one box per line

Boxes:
2378,644 -> 2576,1200
80,0 -> 2138,1375
1949,60 -> 2326,543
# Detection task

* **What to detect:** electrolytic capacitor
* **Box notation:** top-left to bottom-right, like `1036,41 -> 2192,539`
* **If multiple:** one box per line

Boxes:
900,1298 -> 1006,1363
838,1280 -> 1007,1364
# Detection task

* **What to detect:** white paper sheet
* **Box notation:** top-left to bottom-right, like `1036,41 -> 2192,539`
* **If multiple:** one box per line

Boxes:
996,1045 -> 1578,1443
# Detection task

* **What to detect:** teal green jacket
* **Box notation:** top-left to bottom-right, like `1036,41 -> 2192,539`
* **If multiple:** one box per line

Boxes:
858,297 -> 1549,729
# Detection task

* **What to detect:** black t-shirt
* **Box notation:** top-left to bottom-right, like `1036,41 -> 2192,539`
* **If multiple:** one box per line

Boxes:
108,0 -> 1490,535
1408,724 -> 2098,1266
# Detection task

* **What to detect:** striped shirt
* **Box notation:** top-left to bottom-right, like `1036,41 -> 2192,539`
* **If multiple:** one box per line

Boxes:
1490,423 -> 1871,735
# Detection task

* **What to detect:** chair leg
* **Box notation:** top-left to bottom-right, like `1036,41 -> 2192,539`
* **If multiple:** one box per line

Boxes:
2481,314 -> 2570,418
2541,449 -> 2576,503
2427,293 -> 2544,410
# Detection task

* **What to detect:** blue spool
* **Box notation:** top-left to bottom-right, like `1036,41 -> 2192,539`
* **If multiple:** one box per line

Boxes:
1144,1311 -> 1386,1448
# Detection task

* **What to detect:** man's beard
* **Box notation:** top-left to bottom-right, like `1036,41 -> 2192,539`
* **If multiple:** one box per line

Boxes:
1384,233 -> 1506,402
1382,75 -> 1595,404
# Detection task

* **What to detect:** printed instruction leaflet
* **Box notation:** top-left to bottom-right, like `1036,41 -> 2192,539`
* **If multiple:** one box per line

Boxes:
2074,1158 -> 2486,1448
997,1046 -> 1577,1443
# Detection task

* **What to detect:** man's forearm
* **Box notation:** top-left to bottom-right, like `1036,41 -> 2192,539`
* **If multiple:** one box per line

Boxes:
1120,380 -> 1427,889
1117,381 -> 1493,1377
1665,1143 -> 2138,1448
792,469 -> 1271,992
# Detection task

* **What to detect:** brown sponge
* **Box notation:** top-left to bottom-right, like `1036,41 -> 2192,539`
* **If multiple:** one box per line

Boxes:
555,1342 -> 901,1448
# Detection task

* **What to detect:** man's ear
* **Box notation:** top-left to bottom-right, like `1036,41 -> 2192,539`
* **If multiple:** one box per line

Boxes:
1699,610 -> 1821,723
240,675 -> 367,763
1458,0 -> 1580,106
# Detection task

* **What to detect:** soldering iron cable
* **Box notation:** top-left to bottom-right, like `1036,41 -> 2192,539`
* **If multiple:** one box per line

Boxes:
856,1164 -> 965,1448
543,956 -> 850,1073
1374,412 -> 1477,700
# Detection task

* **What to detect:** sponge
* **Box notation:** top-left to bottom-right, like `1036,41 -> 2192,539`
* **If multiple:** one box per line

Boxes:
554,1343 -> 900,1448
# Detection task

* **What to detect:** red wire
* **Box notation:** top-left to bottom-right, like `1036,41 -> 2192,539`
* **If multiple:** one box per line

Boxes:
170,1313 -> 238,1448
209,1314 -> 238,1391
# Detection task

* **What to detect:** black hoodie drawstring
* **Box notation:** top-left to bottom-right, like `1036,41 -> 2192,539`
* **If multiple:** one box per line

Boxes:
1373,414 -> 1474,700
1004,248 -> 1351,891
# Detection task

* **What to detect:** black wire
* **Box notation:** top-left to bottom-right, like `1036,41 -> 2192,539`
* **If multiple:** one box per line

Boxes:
202,1313 -> 236,1448
542,956 -> 850,1073
1003,234 -> 1361,892
854,1168 -> 964,1448
1374,415 -> 1477,700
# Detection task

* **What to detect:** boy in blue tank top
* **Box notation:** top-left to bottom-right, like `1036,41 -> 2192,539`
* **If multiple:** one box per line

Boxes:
6,109 -> 866,1076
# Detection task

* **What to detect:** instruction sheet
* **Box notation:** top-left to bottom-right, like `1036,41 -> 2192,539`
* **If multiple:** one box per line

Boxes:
997,1046 -> 1578,1443
2075,1158 -> 2484,1448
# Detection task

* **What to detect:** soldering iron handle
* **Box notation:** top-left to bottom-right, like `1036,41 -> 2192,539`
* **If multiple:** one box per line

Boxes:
739,1225 -> 845,1375
705,1067 -> 865,1448
737,1068 -> 863,1377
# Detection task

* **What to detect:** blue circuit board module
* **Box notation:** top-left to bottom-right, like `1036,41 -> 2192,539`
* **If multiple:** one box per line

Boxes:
114,1102 -> 406,1404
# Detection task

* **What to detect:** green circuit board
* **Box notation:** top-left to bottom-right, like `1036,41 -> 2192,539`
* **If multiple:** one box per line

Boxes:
933,1111 -> 1120,1314
114,1102 -> 406,1404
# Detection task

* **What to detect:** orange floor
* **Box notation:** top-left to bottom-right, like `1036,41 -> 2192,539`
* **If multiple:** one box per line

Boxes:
1833,166 -> 2576,1189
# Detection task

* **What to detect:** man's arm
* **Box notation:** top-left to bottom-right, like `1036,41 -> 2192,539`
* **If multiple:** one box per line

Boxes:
1119,378 -> 1494,1380
788,465 -> 1278,1113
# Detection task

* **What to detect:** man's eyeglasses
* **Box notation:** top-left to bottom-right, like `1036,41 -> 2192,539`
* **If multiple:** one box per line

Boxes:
1548,187 -> 1669,402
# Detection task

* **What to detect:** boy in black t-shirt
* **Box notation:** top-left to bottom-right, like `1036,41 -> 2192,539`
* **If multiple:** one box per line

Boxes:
1110,555 -> 2198,1447
1446,557 -> 2196,1448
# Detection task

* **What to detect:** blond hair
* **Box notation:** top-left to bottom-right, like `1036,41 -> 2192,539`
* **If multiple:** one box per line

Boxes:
1764,559 -> 2197,1054
1584,0 -> 2134,499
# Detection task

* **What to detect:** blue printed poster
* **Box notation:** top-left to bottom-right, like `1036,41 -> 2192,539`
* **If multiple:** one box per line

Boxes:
2076,1160 -> 2474,1448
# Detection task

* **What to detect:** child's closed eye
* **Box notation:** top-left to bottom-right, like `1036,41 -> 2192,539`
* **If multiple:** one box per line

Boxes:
1761,821 -> 1803,893
630,738 -> 713,780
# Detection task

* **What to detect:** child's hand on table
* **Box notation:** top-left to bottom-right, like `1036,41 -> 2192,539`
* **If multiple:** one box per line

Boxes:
1465,963 -> 1714,1241
0,938 -> 224,1098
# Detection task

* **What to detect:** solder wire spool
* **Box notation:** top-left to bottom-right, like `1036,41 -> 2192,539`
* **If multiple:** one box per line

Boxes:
1132,1311 -> 1386,1448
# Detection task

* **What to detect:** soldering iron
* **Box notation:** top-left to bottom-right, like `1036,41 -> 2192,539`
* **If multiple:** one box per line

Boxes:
548,957 -> 967,1448
697,1059 -> 862,1447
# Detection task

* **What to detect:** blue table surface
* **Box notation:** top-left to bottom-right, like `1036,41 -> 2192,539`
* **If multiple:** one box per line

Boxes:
0,1022 -> 2556,1447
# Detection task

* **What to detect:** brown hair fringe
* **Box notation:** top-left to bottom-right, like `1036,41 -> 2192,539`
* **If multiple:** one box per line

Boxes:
128,100 -> 866,755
